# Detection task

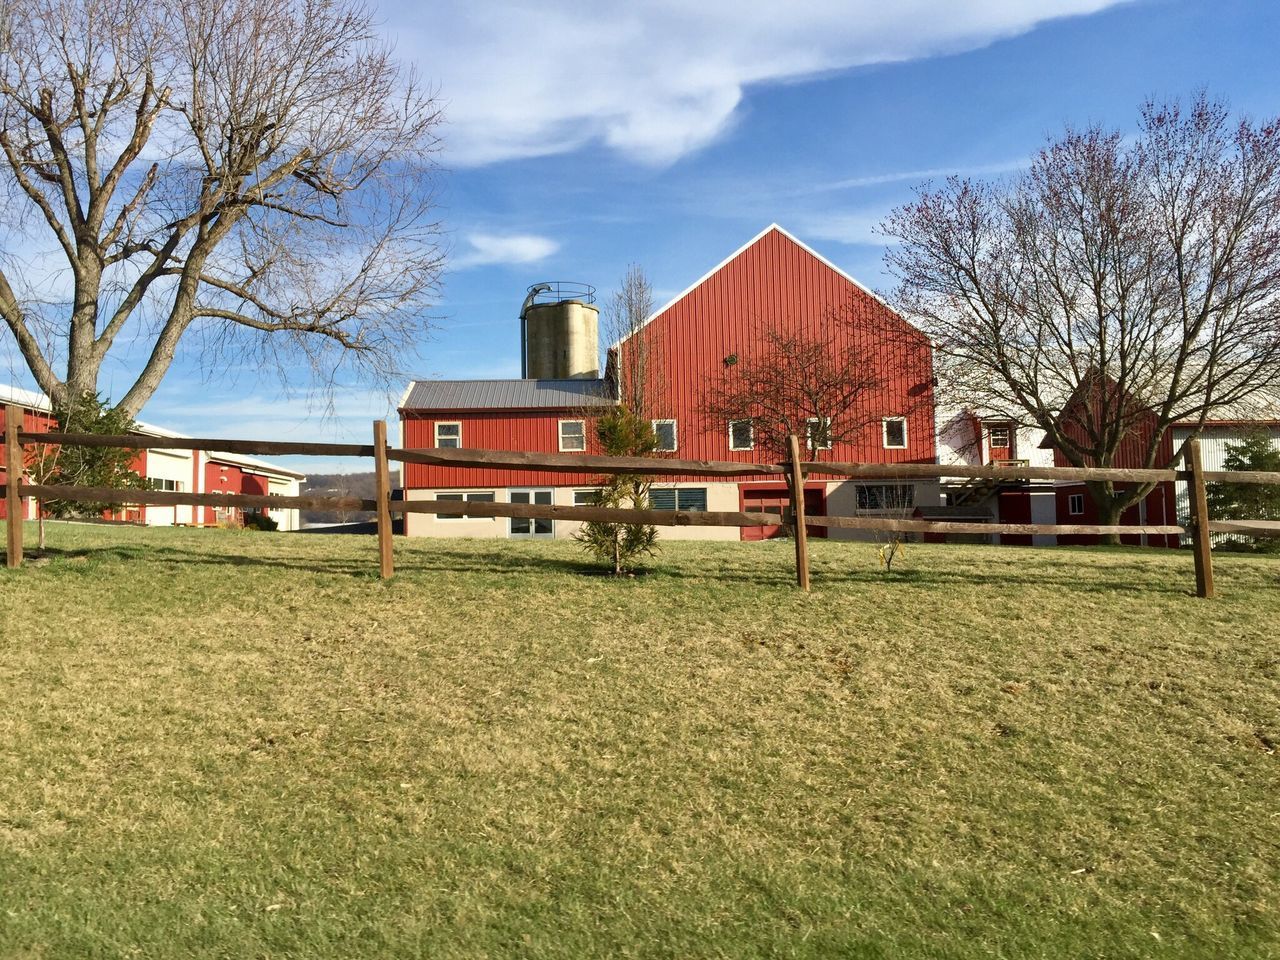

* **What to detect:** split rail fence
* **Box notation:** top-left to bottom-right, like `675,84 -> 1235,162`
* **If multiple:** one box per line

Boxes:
4,403 -> 1279,597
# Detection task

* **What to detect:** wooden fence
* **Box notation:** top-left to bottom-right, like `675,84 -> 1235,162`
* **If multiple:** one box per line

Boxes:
3,403 -> 1278,597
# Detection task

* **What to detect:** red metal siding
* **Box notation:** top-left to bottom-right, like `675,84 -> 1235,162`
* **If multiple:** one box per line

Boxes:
1055,481 -> 1179,548
401,228 -> 936,491
620,228 -> 935,473
402,411 -> 606,489
203,460 -> 245,525
0,407 -> 57,519
1052,386 -> 1175,471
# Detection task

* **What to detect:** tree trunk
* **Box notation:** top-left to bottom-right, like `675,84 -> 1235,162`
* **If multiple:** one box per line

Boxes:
1096,497 -> 1124,546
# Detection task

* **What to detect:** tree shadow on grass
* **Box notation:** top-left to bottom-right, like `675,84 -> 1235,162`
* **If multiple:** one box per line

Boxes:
806,560 -> 1197,598
22,541 -> 598,580
14,540 -> 1203,598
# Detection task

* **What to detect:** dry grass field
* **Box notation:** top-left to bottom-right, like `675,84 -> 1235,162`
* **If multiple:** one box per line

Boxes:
1,521 -> 1278,959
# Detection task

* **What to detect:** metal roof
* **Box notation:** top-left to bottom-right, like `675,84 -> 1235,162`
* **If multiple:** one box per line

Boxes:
400,378 -> 616,411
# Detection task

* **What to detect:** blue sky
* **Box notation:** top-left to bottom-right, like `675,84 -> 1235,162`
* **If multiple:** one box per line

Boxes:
4,0 -> 1279,473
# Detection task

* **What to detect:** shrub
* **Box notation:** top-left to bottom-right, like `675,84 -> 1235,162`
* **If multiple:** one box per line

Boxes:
1205,429 -> 1280,553
242,512 -> 280,532
574,408 -> 661,574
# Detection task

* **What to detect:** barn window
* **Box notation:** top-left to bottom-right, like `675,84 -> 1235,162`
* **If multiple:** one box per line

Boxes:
574,489 -> 602,506
559,420 -> 586,452
1068,493 -> 1085,516
882,417 -> 908,449
806,417 -> 833,451
435,422 -> 461,448
652,419 -> 678,452
728,420 -> 754,451
650,487 -> 707,511
436,490 -> 495,519
856,484 -> 915,510
988,424 -> 1012,448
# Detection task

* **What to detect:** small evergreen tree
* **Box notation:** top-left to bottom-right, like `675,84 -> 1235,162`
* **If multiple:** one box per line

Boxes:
573,408 -> 660,574
1205,429 -> 1280,553
32,393 -> 148,524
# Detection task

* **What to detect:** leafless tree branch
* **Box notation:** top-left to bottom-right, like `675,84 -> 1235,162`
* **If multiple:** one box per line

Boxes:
0,0 -> 444,415
882,93 -> 1280,527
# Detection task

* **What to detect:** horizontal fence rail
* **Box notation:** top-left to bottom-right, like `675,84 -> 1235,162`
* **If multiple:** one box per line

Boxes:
16,431 -> 374,459
20,484 -> 377,515
3,408 -> 1278,595
801,516 -> 1189,536
391,446 -> 788,477
396,498 -> 784,527
14,431 -> 1280,486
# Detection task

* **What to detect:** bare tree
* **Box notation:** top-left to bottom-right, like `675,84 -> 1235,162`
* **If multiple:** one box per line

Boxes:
702,309 -> 923,461
0,0 -> 444,417
602,263 -> 662,418
882,94 -> 1280,533
578,265 -> 662,570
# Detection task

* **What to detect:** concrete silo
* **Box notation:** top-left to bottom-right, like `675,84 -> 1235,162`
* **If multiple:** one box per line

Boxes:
520,282 -> 599,380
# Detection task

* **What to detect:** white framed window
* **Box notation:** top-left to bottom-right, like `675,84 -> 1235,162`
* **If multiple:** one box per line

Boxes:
652,419 -> 678,452
152,478 -> 183,492
573,489 -> 602,506
987,424 -> 1012,448
728,420 -> 754,451
435,421 -> 461,449
559,419 -> 586,452
510,489 -> 553,537
436,490 -> 495,519
856,484 -> 915,510
882,417 -> 907,449
806,417 -> 832,451
650,487 -> 708,512
1068,493 -> 1085,516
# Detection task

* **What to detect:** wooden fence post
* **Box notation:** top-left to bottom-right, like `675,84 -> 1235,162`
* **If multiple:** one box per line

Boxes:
787,433 -> 810,592
373,420 -> 394,580
1187,438 -> 1214,599
5,404 -> 24,569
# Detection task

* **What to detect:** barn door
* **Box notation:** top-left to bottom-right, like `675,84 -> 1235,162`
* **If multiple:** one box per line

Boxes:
742,487 -> 826,540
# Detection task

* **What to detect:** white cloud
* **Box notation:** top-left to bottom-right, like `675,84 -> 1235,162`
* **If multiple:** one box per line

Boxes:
390,1 -> 1130,166
799,211 -> 891,247
454,232 -> 560,269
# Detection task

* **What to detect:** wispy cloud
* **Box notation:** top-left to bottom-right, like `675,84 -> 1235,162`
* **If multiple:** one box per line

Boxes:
798,211 -> 891,247
807,157 -> 1030,194
454,232 -> 560,269
391,1 -> 1130,166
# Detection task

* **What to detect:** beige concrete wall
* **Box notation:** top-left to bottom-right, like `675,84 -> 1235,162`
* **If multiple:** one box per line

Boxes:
404,488 -> 509,539
646,482 -> 741,542
824,478 -> 942,542
523,301 -> 600,379
403,482 -> 744,541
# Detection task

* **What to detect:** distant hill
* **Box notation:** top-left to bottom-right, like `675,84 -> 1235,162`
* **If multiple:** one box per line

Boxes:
300,471 -> 378,525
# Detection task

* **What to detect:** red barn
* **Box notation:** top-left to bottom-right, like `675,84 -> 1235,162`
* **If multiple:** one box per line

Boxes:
1,384 -> 305,529
400,224 -> 939,540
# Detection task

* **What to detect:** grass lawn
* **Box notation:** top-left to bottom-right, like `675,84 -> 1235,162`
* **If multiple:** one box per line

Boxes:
1,521 -> 1278,959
